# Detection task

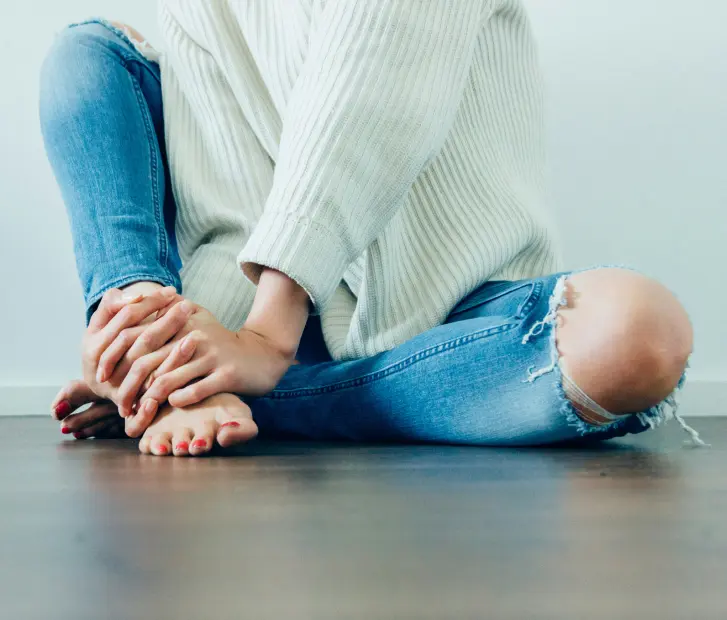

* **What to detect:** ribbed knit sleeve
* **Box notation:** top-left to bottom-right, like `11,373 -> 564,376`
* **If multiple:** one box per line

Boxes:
237,0 -> 486,315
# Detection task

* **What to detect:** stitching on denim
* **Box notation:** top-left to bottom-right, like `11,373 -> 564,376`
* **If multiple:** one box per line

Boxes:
514,280 -> 543,320
266,322 -> 520,399
448,280 -> 534,318
125,73 -> 170,273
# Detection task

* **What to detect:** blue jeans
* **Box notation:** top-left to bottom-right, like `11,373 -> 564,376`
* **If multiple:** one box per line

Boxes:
40,21 -> 662,446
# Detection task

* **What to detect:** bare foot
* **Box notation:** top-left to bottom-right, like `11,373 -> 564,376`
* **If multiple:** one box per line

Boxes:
137,393 -> 258,457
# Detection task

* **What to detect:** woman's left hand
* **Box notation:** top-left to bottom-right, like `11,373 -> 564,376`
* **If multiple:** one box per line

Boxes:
136,305 -> 295,410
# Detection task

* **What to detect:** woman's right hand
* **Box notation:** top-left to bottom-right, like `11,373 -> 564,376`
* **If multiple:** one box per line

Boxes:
81,287 -> 194,417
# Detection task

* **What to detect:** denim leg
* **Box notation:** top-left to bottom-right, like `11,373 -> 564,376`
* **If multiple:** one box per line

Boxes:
39,20 -> 182,324
246,273 -> 657,446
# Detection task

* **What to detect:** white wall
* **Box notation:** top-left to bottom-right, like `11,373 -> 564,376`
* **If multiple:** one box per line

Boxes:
1,1 -> 724,412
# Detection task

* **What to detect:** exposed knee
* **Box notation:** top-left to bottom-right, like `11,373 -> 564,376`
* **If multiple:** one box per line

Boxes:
556,268 -> 692,420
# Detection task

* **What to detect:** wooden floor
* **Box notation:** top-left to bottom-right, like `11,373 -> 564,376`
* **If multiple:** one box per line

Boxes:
1,416 -> 725,620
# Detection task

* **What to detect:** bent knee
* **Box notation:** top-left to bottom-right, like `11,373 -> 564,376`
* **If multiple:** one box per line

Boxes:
40,22 -> 121,117
556,268 -> 692,416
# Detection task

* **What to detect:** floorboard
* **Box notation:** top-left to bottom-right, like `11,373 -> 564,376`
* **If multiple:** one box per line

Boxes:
1,416 -> 724,620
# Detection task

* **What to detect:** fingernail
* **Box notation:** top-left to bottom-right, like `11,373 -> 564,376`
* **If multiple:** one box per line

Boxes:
121,292 -> 144,303
96,369 -> 106,383
180,300 -> 194,314
156,445 -> 169,454
220,421 -> 240,429
192,439 -> 207,449
54,400 -> 71,419
73,432 -> 85,440
160,287 -> 177,298
175,441 -> 189,451
61,426 -> 71,435
144,399 -> 158,415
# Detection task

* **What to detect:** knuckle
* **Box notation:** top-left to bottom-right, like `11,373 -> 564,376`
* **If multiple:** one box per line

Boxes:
219,366 -> 235,382
120,328 -> 135,346
136,331 -> 152,349
117,306 -> 132,324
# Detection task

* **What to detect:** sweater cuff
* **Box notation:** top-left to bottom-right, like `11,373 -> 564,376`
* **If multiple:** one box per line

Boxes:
237,211 -> 351,316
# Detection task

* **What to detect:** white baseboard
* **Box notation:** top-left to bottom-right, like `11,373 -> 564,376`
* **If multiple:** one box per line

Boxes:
0,381 -> 724,417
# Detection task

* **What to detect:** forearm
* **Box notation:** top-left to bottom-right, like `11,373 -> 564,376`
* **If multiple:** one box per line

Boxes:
242,267 -> 310,360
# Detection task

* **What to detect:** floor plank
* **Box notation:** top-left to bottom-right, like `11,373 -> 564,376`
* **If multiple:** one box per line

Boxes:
1,416 -> 724,620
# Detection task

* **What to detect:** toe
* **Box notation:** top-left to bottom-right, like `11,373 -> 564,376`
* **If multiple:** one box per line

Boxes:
172,428 -> 194,456
215,406 -> 258,449
151,432 -> 173,456
189,423 -> 215,456
138,432 -> 152,454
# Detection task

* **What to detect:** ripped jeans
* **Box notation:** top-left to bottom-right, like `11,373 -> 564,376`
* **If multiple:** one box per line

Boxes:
39,20 -> 693,446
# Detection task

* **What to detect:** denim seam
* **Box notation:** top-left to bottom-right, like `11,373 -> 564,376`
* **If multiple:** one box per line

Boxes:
514,281 -> 543,320
126,72 -> 170,276
448,280 -> 535,319
264,322 -> 521,399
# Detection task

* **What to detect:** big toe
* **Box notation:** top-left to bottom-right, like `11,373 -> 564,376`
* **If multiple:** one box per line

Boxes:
214,400 -> 257,448
216,417 -> 258,448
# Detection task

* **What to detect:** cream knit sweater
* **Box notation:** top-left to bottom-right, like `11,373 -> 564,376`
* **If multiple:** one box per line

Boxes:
157,0 -> 562,360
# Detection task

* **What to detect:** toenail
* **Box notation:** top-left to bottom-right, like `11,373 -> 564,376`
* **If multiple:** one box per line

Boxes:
55,401 -> 71,418
175,441 -> 189,451
192,439 -> 207,448
220,421 -> 240,429
61,426 -> 71,434
73,432 -> 85,440
157,445 -> 168,454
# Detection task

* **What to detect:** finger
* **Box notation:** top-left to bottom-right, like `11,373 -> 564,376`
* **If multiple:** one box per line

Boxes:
142,358 -> 212,406
155,294 -> 185,320
73,417 -> 119,440
91,288 -> 178,363
124,398 -> 159,439
51,379 -> 98,420
126,299 -> 196,362
61,402 -> 118,435
96,325 -> 146,384
115,343 -> 174,418
88,288 -> 137,332
143,333 -> 198,392
168,372 -> 227,408
94,420 -> 126,439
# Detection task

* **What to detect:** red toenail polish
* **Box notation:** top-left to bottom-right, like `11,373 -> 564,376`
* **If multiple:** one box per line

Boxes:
157,445 -> 168,454
220,421 -> 240,429
61,426 -> 71,435
55,401 -> 71,418
192,439 -> 207,448
176,442 -> 189,451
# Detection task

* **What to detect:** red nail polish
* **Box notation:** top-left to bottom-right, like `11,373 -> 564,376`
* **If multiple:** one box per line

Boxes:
73,432 -> 85,440
192,439 -> 207,448
156,445 -> 168,454
61,426 -> 72,435
220,421 -> 240,429
55,401 -> 71,418
175,442 -> 189,451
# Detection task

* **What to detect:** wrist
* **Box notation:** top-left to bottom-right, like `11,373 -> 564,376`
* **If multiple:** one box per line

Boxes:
242,267 -> 310,359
